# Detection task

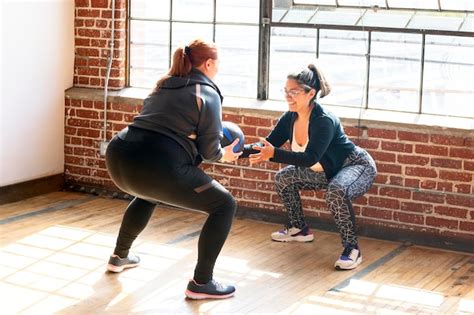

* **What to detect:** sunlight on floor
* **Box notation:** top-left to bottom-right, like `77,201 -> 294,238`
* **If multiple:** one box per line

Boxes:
1,225 -> 473,314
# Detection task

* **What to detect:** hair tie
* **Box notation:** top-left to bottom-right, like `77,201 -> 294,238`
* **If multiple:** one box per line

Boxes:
184,46 -> 191,55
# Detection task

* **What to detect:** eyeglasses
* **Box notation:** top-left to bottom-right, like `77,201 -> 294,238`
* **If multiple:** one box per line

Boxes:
281,88 -> 305,98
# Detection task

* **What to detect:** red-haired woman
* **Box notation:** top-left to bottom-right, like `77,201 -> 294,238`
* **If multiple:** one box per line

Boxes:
105,39 -> 241,299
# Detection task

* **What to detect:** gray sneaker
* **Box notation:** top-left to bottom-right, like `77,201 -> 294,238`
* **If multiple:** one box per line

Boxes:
185,279 -> 235,300
107,254 -> 140,273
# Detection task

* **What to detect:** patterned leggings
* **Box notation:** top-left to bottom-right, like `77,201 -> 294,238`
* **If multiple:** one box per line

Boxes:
274,147 -> 377,246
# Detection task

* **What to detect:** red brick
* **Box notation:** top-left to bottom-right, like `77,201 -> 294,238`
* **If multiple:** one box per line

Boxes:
401,202 -> 433,214
213,165 -> 241,177
76,46 -> 100,56
75,0 -> 89,7
106,112 -> 123,121
368,129 -> 397,139
241,126 -> 257,137
76,109 -> 99,119
377,163 -> 402,174
353,139 -> 380,149
65,156 -> 85,165
389,176 -> 403,186
430,134 -> 465,146
256,182 -> 275,191
393,212 -> 424,225
420,180 -> 436,190
345,126 -> 363,137
397,155 -> 429,166
405,167 -> 437,178
436,182 -> 453,192
242,190 -> 271,202
243,116 -> 272,127
415,144 -> 448,156
77,128 -> 101,138
381,142 -> 413,153
368,151 -> 396,162
75,38 -> 90,47
84,19 -> 95,27
67,118 -> 92,128
412,191 -> 445,204
379,187 -> 411,199
257,128 -> 272,138
368,197 -> 400,209
450,148 -> 474,159
405,178 -> 420,188
454,184 -> 471,194
431,158 -> 463,169
304,199 -> 328,210
426,217 -> 458,230
398,131 -> 429,143
465,161 -> 474,171
65,127 -> 77,135
460,221 -> 474,232
77,9 -> 101,18
229,178 -> 257,190
362,207 -> 393,220
374,174 -> 388,184
439,170 -> 472,182
66,165 -> 91,176
243,169 -> 270,180
446,195 -> 474,208
434,206 -> 468,219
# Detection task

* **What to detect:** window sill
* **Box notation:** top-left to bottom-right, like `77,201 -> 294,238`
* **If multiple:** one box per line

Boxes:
65,87 -> 474,132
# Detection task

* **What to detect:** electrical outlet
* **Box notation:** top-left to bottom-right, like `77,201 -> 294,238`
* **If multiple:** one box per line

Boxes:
99,141 -> 110,156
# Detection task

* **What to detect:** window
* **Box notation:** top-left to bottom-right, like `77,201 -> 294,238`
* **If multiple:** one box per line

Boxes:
129,0 -> 474,119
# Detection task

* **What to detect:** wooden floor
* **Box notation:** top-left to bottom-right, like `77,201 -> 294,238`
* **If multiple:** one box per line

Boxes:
1,192 -> 473,315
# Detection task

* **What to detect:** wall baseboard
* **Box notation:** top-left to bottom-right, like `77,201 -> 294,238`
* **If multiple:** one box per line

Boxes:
0,174 -> 64,205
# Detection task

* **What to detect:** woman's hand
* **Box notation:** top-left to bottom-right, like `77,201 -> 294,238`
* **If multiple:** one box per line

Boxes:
220,138 -> 243,162
249,138 -> 274,165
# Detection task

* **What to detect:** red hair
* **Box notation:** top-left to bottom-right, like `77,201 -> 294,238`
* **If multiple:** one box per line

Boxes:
154,39 -> 218,92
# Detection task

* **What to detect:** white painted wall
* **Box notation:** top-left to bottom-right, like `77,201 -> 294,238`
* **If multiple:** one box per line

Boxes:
0,0 -> 74,186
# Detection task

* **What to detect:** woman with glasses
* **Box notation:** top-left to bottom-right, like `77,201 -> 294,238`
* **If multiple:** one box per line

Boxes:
242,64 -> 377,270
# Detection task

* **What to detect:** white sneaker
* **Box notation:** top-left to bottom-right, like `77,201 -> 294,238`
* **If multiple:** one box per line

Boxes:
334,245 -> 362,270
271,225 -> 314,242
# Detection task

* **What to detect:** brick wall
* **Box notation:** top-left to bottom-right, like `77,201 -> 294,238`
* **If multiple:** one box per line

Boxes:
65,0 -> 474,250
74,0 -> 126,89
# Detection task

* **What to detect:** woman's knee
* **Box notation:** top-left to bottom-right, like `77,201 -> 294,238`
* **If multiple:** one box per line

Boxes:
326,181 -> 347,202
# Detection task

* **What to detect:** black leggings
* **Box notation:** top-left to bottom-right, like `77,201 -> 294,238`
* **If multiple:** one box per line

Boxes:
106,126 -> 236,283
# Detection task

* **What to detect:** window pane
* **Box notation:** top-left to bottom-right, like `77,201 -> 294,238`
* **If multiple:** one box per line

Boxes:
310,8 -> 361,25
360,10 -> 413,28
215,25 -> 259,98
282,7 -> 317,23
423,35 -> 474,118
368,33 -> 422,112
388,0 -> 438,10
269,27 -> 317,100
408,13 -> 463,31
216,0 -> 259,24
318,30 -> 368,108
172,0 -> 214,22
440,0 -> 474,11
171,22 -> 213,51
129,21 -> 169,88
293,0 -> 336,5
130,0 -> 170,20
338,0 -> 386,7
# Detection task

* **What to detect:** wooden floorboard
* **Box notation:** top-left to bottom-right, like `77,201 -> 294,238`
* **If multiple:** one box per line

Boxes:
0,192 -> 472,314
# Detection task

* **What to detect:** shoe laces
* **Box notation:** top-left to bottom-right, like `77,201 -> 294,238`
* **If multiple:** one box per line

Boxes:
342,245 -> 356,257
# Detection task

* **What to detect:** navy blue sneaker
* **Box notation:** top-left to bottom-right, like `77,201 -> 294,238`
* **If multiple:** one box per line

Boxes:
334,244 -> 362,270
271,224 -> 314,242
185,279 -> 235,300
